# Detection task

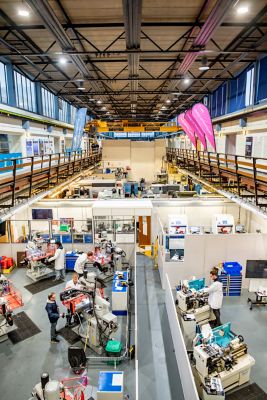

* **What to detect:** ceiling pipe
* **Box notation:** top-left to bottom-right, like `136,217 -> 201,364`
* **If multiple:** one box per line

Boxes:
122,0 -> 142,103
178,0 -> 238,75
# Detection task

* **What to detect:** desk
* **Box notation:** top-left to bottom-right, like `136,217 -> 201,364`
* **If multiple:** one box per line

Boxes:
247,292 -> 267,310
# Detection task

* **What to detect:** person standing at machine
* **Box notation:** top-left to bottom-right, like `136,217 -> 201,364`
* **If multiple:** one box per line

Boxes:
48,241 -> 65,281
204,267 -> 223,328
45,292 -> 63,343
74,251 -> 94,277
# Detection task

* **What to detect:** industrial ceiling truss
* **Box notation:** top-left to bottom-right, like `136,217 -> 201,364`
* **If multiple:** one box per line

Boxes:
0,0 -> 266,121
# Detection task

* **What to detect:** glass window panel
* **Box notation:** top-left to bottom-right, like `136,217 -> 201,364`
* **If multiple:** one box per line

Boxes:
0,62 -> 8,103
41,87 -> 55,118
256,56 -> 267,102
16,72 -> 24,109
31,81 -> 36,112
245,67 -> 254,107
14,70 -> 36,111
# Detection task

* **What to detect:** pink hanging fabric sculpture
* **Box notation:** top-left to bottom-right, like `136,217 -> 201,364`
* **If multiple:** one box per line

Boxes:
184,109 -> 207,150
178,112 -> 197,148
192,103 -> 216,151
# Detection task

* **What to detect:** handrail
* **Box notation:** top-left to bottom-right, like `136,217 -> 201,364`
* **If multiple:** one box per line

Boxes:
0,149 -> 102,207
166,147 -> 267,208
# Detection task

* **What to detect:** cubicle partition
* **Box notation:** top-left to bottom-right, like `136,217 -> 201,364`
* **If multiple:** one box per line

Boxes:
165,275 -> 199,400
157,217 -> 267,290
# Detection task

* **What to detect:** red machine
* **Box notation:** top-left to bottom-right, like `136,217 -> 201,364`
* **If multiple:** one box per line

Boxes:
0,276 -> 23,311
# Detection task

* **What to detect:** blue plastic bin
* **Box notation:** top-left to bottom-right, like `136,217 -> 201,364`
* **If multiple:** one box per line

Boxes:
223,262 -> 242,276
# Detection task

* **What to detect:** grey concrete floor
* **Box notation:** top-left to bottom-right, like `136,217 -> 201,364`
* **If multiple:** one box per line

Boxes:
0,268 -> 135,400
222,290 -> 267,394
136,254 -> 184,400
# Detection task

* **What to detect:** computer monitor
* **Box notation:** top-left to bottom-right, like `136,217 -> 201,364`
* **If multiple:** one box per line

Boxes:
246,260 -> 267,278
32,209 -> 53,220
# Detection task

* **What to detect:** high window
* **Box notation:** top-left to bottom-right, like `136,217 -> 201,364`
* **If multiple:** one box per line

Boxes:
14,70 -> 36,112
41,87 -> 56,118
0,62 -> 8,104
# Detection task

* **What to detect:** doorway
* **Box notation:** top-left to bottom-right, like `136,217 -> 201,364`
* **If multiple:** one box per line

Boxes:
138,216 -> 151,247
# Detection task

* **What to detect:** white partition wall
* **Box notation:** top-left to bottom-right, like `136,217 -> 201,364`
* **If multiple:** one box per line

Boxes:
165,275 -> 199,400
159,233 -> 267,289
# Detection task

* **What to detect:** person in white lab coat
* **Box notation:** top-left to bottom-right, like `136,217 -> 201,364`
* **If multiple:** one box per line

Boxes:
204,267 -> 223,328
48,241 -> 65,281
74,251 -> 94,277
65,273 -> 82,290
64,273 -> 82,326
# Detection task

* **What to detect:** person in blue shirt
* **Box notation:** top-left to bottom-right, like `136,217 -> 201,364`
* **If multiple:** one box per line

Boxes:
45,292 -> 63,343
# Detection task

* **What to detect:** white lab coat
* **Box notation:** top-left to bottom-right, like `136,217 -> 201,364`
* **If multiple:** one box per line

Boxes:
74,253 -> 88,274
48,248 -> 65,270
204,280 -> 223,310
65,279 -> 82,290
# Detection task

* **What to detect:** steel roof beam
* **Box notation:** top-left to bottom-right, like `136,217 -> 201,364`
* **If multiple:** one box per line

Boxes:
11,59 -> 255,66
36,76 -> 230,83
123,0 -> 143,104
1,22 -> 267,31
61,90 -> 210,95
1,49 -> 266,56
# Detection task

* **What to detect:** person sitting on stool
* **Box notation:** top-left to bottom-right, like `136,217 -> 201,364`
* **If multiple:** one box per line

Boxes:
204,267 -> 223,328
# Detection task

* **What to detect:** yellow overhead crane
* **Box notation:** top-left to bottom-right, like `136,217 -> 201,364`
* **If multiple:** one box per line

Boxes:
85,120 -> 182,133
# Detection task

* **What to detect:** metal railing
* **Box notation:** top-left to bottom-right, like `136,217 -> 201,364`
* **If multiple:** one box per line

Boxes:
0,149 -> 102,207
167,148 -> 267,208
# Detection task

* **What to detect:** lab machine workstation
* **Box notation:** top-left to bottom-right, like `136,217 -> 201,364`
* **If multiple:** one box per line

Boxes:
176,278 -> 212,350
193,323 -> 255,397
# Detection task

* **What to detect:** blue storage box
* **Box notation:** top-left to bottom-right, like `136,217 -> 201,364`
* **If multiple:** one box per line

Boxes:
65,251 -> 79,271
62,234 -> 72,244
223,262 -> 242,276
84,234 -> 93,243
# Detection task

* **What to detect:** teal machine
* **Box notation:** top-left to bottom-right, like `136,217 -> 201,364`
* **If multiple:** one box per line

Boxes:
176,278 -> 207,312
193,322 -> 255,396
176,278 -> 212,352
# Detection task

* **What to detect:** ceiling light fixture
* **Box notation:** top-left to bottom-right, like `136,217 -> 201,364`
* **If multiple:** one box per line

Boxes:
166,99 -> 171,104
97,100 -> 102,104
184,78 -> 190,84
236,4 -> 249,14
59,57 -> 67,65
18,9 -> 29,17
199,55 -> 210,71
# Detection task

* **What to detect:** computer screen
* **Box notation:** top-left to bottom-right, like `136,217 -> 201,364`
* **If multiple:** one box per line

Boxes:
246,260 -> 267,278
32,209 -> 53,220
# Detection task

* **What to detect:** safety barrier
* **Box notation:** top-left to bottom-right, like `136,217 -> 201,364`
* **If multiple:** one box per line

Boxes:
165,274 -> 199,400
0,149 -> 102,207
167,148 -> 267,208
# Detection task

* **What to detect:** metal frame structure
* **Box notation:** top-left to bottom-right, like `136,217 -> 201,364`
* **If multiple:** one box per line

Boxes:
0,149 -> 102,208
167,147 -> 267,209
0,1 -> 266,120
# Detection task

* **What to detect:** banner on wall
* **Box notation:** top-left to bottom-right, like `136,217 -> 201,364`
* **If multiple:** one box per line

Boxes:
177,113 -> 197,148
184,109 -> 207,150
192,103 -> 216,151
71,107 -> 87,151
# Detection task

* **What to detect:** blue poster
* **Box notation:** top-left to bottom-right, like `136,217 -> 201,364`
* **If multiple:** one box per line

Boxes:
71,107 -> 87,151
